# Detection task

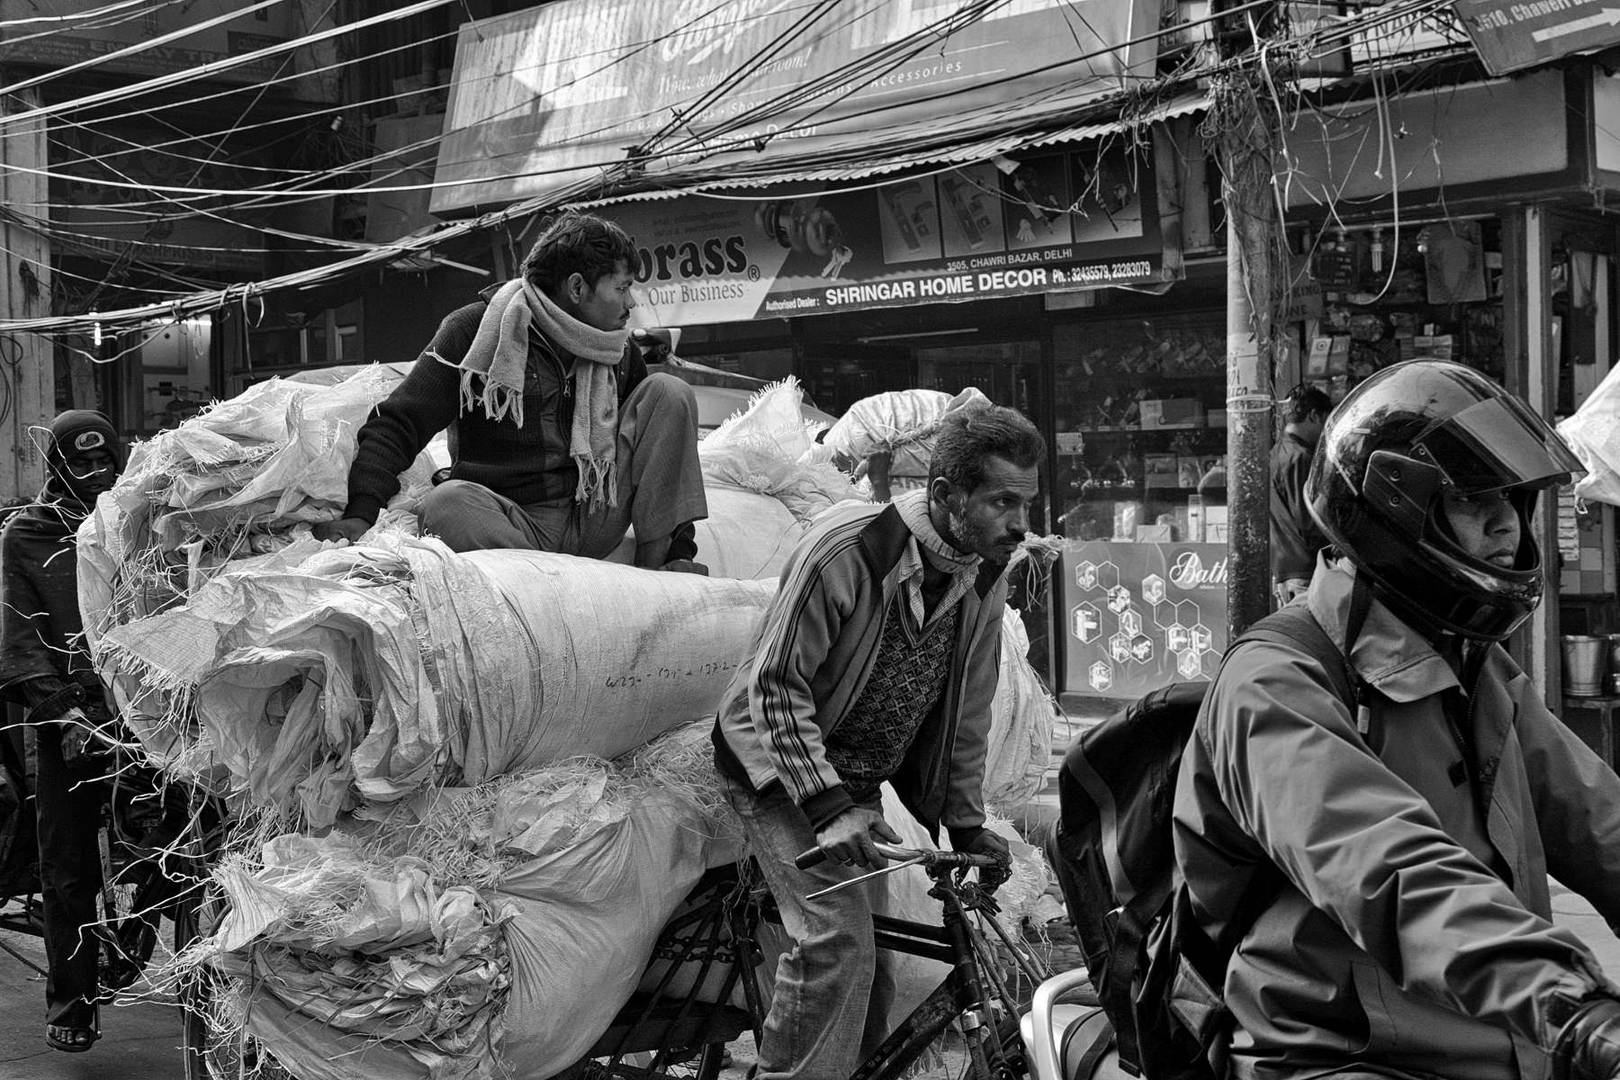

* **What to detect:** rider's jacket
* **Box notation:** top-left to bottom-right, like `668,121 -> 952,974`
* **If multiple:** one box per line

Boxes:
711,496 -> 1006,847
1176,556 -> 1620,1080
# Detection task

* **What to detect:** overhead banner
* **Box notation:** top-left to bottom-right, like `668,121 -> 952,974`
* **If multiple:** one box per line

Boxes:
615,145 -> 1174,326
432,0 -> 1159,213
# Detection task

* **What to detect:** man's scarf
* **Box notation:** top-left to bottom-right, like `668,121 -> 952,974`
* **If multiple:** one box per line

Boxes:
895,489 -> 981,577
437,278 -> 629,511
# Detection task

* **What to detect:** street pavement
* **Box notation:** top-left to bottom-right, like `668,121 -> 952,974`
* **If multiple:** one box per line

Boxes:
2,704 -> 1617,1080
0,915 -> 187,1080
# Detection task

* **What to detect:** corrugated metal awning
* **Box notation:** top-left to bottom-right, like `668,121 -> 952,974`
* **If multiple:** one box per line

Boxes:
567,91 -> 1210,209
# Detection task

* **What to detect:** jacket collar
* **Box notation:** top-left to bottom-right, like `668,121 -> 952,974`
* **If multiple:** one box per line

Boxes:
1307,555 -> 1460,702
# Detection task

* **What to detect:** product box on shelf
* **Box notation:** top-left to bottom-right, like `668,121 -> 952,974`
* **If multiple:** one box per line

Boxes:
1139,398 -> 1206,429
1144,453 -> 1180,488
1413,334 -> 1454,360
1112,500 -> 1144,541
1306,336 -> 1333,377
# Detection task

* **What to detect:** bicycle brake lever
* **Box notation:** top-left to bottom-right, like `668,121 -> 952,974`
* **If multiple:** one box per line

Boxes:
805,855 -> 928,899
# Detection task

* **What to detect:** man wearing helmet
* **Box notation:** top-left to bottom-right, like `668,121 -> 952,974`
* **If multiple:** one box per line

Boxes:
1175,360 -> 1620,1079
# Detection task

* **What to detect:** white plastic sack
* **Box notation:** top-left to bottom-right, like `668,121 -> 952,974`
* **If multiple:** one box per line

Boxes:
97,534 -> 775,824
1559,363 -> 1620,507
699,378 -> 857,523
692,485 -> 808,580
203,760 -> 738,1080
605,484 -> 810,581
79,364 -> 436,656
984,607 -> 1060,818
821,387 -> 992,464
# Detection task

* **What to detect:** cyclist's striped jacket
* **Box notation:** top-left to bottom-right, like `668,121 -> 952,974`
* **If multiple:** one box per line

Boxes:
712,492 -> 1007,848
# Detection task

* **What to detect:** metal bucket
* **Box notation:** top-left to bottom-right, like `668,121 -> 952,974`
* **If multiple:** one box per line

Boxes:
1563,635 -> 1608,697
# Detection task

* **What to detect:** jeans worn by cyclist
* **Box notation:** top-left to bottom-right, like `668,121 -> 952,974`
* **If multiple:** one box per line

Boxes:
712,490 -> 1010,1080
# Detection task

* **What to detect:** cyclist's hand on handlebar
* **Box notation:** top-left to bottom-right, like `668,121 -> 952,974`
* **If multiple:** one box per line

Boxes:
958,828 -> 1012,893
815,808 -> 902,870
1555,996 -> 1620,1080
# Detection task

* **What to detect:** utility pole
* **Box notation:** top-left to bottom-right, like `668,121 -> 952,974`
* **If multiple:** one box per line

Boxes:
0,88 -> 54,503
1210,64 -> 1284,637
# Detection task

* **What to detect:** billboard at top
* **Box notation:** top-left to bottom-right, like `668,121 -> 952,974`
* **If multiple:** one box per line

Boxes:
431,0 -> 1158,214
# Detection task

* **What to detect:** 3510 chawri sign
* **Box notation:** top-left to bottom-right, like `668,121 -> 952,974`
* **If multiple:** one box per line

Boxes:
610,144 -> 1177,326
1454,0 -> 1620,75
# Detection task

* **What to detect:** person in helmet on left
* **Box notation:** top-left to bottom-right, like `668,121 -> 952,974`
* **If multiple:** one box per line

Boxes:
1174,360 -> 1620,1080
1,411 -> 128,1053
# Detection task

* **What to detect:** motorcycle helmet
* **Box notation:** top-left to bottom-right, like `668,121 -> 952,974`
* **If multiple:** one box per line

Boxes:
1306,360 -> 1583,641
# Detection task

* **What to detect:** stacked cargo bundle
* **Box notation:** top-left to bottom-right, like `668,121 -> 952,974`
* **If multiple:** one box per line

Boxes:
74,369 -> 1060,1078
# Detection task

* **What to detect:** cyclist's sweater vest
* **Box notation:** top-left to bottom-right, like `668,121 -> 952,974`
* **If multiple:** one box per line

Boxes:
823,600 -> 960,802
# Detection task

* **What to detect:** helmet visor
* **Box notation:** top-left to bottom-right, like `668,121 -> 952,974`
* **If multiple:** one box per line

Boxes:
1416,396 -> 1584,494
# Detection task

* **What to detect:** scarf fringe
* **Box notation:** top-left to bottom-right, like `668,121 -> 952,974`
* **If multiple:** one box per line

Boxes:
573,456 -> 618,512
449,358 -> 525,428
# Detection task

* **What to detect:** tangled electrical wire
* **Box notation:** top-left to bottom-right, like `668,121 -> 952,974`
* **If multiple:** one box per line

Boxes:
0,0 -> 1478,349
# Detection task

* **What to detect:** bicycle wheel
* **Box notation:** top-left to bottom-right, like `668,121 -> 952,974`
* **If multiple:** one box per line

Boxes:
176,889 -> 293,1080
854,904 -> 1043,1080
566,1041 -> 731,1080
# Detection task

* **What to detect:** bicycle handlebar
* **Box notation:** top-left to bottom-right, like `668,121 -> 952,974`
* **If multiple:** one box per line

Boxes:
793,842 -> 1001,871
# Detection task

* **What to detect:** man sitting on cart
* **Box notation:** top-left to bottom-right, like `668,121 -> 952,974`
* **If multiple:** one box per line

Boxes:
712,403 -> 1041,1080
315,211 -> 709,573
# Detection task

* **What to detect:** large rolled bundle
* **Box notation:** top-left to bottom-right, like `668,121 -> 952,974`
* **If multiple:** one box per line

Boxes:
97,533 -> 774,824
78,366 -> 440,656
189,736 -> 740,1080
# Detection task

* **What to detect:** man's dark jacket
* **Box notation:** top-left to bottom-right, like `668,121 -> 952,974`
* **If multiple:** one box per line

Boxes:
1270,429 -> 1326,582
343,291 -> 646,525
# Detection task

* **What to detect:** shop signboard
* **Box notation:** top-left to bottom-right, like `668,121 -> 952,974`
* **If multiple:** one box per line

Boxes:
615,145 -> 1173,326
432,0 -> 1158,213
1455,0 -> 1620,76
1060,540 -> 1230,699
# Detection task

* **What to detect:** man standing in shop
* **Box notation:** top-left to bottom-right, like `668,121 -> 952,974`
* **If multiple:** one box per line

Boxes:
1270,383 -> 1332,606
315,212 -> 709,573
712,404 -> 1043,1080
